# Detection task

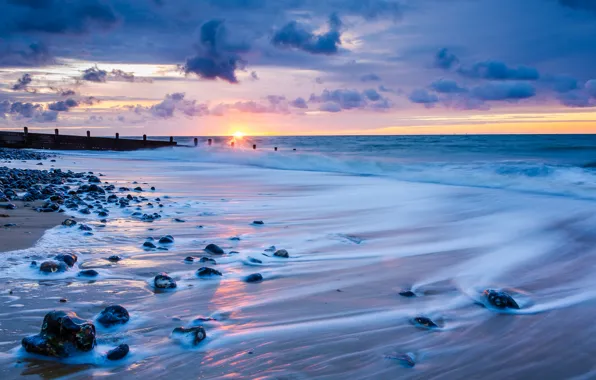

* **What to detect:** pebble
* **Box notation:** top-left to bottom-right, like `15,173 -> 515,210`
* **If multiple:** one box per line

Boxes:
205,244 -> 224,255
196,267 -> 222,277
106,344 -> 129,361
154,272 -> 177,289
245,273 -> 263,283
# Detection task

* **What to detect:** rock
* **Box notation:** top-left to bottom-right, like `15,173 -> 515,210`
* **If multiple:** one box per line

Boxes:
106,344 -> 129,361
245,273 -> 263,283
154,273 -> 177,289
78,224 -> 93,231
399,290 -> 416,298
483,289 -> 520,309
97,305 -> 130,327
21,311 -> 96,358
60,298 -> 67,303
158,235 -> 174,244
184,256 -> 195,262
134,187 -> 142,192
39,260 -> 67,273
264,245 -> 276,252
411,316 -> 439,329
252,220 -> 264,225
30,260 -> 37,267
62,218 -> 77,227
143,241 -> 157,249
196,267 -> 222,277
78,269 -> 99,278
0,203 -> 16,210
79,208 -> 91,215
205,244 -> 224,255
107,255 -> 122,262
151,186 -> 156,191
273,249 -> 289,258
174,218 -> 185,223
199,257 -> 216,264
55,253 -> 78,267
385,353 -> 416,368
171,326 -> 206,346
98,211 -> 109,217
88,176 -> 101,183
247,257 -> 262,264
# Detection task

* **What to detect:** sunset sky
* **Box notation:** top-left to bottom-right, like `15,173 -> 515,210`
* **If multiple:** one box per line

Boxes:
1,0 -> 596,136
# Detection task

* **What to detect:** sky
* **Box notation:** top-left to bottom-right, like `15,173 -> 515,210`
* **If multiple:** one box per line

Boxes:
1,0 -> 596,136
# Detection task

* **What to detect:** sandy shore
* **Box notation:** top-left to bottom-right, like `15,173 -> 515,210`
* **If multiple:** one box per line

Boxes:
0,201 -> 64,252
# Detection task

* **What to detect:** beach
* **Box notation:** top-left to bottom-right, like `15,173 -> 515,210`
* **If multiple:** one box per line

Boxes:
1,137 -> 596,379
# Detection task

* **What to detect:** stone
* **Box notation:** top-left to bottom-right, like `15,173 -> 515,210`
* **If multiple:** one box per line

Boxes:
62,218 -> 77,227
158,235 -> 174,244
483,289 -> 520,309
196,267 -> 222,277
21,311 -> 96,358
247,257 -> 262,264
385,353 -> 416,368
252,220 -> 264,225
172,326 -> 206,346
245,273 -> 263,283
184,256 -> 195,262
106,344 -> 129,360
55,253 -> 78,267
40,260 -> 67,273
78,269 -> 99,278
154,273 -> 177,289
199,257 -> 216,264
88,176 -> 101,183
78,224 -> 92,231
399,290 -> 416,298
143,241 -> 157,249
205,244 -> 224,255
97,305 -> 130,327
174,218 -> 185,223
98,211 -> 109,217
107,255 -> 122,262
273,249 -> 289,258
411,316 -> 439,329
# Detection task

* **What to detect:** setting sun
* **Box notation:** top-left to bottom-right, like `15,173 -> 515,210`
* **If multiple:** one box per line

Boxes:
233,131 -> 245,139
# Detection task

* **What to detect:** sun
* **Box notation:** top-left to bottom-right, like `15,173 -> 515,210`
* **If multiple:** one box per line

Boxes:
233,131 -> 244,139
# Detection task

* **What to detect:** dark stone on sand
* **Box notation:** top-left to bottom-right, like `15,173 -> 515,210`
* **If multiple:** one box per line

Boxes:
40,260 -> 67,273
230,236 -> 241,241
158,235 -> 174,244
245,273 -> 263,283
106,344 -> 129,360
107,255 -> 122,262
78,224 -> 92,231
88,176 -> 100,183
273,249 -> 289,258
411,316 -> 439,329
184,256 -> 194,262
98,211 -> 109,217
196,267 -> 222,277
483,289 -> 520,309
21,311 -> 96,358
62,218 -> 77,227
252,220 -> 264,225
79,208 -> 91,215
151,186 -> 155,191
97,305 -> 130,327
172,326 -> 206,346
199,257 -> 216,264
248,257 -> 262,264
55,253 -> 78,267
59,298 -> 67,303
134,187 -> 142,192
79,269 -> 99,278
205,244 -> 224,255
399,290 -> 416,298
154,272 -> 177,289
143,241 -> 157,249
174,218 -> 185,223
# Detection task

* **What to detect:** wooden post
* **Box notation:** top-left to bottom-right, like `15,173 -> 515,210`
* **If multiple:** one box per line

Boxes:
208,138 -> 212,146
115,133 -> 119,139
169,136 -> 174,143
23,127 -> 29,147
53,129 -> 59,150
194,137 -> 198,146
23,127 -> 28,136
86,131 -> 91,137
253,144 -> 256,150
143,134 -> 147,141
54,129 -> 59,135
274,147 -> 278,151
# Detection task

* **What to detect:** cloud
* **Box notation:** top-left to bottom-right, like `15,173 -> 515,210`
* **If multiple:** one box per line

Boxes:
290,97 -> 308,108
309,88 -> 367,109
109,69 -> 151,83
586,79 -> 596,97
363,88 -> 381,101
48,98 -> 79,111
557,90 -> 593,107
11,73 -> 33,91
250,71 -> 259,80
408,89 -> 439,107
360,73 -> 381,82
272,13 -> 343,55
0,99 -> 57,122
149,92 -> 209,118
319,102 -> 342,112
548,75 -> 579,93
558,0 -> 596,14
430,79 -> 467,93
471,82 -> 536,101
81,66 -> 108,82
181,19 -> 248,83
58,89 -> 77,96
459,61 -> 540,80
434,48 -> 458,70
0,42 -> 53,67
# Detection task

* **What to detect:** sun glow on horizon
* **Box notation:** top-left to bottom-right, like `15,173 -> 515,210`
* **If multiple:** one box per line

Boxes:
233,131 -> 245,139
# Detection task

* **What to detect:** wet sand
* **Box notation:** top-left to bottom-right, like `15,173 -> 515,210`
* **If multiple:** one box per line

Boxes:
0,202 -> 64,253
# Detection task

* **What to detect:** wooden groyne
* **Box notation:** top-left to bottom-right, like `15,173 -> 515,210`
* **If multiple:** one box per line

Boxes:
0,128 -> 177,151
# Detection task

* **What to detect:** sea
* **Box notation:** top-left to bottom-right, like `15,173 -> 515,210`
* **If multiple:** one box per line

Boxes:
1,134 -> 596,379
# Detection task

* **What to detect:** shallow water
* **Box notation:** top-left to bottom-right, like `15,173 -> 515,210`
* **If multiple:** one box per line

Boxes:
1,136 -> 596,379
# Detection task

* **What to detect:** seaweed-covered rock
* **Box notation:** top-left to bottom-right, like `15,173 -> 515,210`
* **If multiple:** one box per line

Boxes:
158,235 -> 174,244
483,289 -> 520,309
154,273 -> 177,289
106,344 -> 129,360
62,218 -> 77,227
97,305 -> 130,327
55,253 -> 78,267
21,311 -> 96,358
171,326 -> 206,346
245,273 -> 263,283
205,244 -> 224,255
196,267 -> 222,277
39,260 -> 67,273
273,249 -> 289,258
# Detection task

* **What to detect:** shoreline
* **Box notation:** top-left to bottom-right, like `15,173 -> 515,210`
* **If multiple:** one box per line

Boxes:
0,201 -> 65,253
